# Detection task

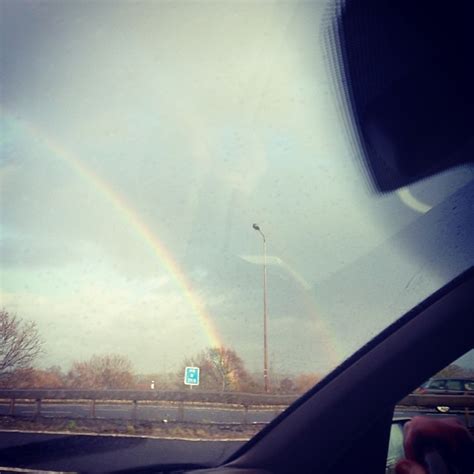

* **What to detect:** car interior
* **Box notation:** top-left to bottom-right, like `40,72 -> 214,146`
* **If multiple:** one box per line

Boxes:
108,268 -> 471,474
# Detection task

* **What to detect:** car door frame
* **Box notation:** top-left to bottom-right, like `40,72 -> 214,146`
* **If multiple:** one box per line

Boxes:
210,267 -> 474,474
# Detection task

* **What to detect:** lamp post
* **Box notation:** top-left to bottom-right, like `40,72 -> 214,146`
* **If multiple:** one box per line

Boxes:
252,223 -> 269,393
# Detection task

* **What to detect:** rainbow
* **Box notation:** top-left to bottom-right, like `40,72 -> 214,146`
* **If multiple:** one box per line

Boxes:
3,112 -> 224,349
3,111 -> 343,376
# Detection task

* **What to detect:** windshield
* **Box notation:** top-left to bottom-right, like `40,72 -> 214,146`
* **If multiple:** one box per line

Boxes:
1,0 -> 473,469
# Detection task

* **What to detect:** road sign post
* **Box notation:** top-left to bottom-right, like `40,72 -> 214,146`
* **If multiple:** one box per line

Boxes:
184,366 -> 200,389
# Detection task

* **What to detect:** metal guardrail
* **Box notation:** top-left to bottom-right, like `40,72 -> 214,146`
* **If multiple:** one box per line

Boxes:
1,390 -> 471,406
0,390 -> 472,425
0,389 -> 296,424
0,389 -> 296,404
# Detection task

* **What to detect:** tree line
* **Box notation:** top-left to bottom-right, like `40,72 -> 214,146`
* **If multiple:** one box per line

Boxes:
0,309 -> 321,393
6,310 -> 472,393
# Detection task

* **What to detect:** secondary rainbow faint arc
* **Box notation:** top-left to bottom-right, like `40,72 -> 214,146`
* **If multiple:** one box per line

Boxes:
6,113 -> 223,349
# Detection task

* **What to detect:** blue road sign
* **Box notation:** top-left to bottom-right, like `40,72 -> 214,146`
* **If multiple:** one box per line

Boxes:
184,366 -> 200,386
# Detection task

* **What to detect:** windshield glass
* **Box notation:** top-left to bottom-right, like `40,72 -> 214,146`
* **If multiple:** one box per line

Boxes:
1,0 -> 473,468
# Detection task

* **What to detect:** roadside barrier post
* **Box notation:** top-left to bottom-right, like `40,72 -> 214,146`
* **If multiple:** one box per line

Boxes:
35,398 -> 41,418
132,400 -> 138,423
243,404 -> 248,424
90,399 -> 96,419
178,402 -> 184,422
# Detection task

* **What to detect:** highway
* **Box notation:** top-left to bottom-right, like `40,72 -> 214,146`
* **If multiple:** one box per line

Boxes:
2,403 -> 473,423
0,401 -> 280,424
1,402 -> 472,426
1,401 -> 472,428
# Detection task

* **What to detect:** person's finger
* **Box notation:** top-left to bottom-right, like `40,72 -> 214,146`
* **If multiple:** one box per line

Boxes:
403,416 -> 471,462
395,459 -> 427,474
401,415 -> 474,474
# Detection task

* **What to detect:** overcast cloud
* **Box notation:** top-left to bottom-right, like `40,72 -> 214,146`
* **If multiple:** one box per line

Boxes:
1,1 -> 473,376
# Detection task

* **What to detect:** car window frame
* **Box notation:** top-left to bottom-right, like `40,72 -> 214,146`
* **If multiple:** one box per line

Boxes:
217,267 -> 474,474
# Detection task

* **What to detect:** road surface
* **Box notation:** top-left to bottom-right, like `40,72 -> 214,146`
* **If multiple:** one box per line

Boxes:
1,402 -> 472,426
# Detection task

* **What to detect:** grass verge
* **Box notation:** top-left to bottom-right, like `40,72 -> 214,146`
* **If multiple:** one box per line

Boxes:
0,416 -> 263,440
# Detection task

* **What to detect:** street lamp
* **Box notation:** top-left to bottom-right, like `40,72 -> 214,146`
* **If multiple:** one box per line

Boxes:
252,223 -> 269,393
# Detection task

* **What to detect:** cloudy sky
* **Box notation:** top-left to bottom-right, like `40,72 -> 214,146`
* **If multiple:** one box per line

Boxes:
1,0 -> 473,376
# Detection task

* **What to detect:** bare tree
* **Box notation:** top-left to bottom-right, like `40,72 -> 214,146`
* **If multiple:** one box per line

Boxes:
434,364 -> 474,379
8,366 -> 65,388
67,354 -> 135,389
0,310 -> 43,383
182,347 -> 250,392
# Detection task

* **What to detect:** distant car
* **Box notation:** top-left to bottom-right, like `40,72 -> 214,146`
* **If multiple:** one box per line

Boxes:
416,378 -> 474,412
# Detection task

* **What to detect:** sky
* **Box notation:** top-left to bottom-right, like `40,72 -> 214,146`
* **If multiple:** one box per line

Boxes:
1,0 -> 473,377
